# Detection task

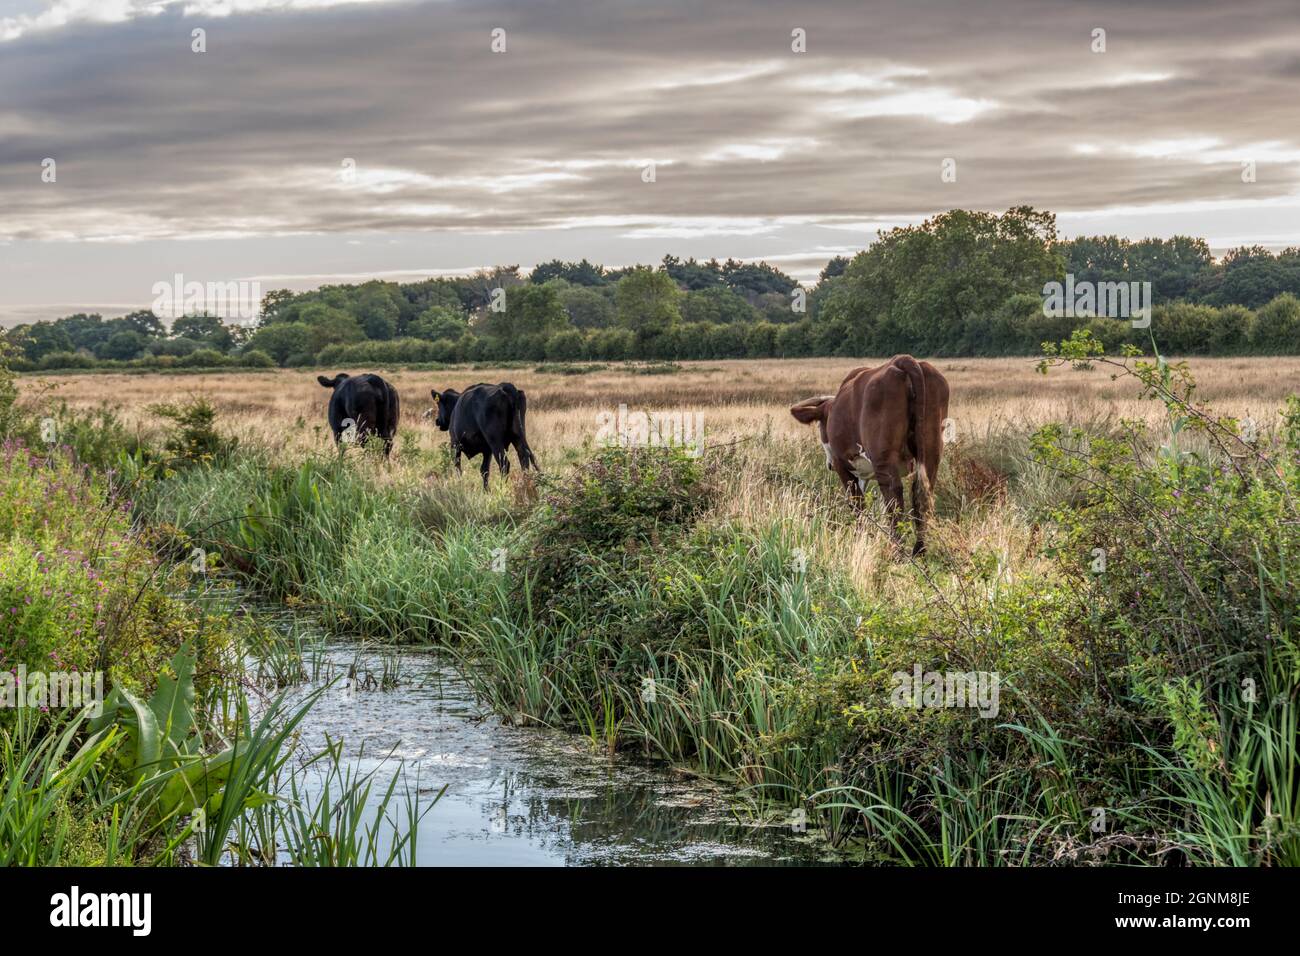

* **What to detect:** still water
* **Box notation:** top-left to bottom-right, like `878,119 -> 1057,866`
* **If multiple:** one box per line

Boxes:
267,641 -> 841,866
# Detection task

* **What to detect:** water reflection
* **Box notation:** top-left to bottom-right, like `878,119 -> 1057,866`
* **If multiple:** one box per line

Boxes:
270,642 -> 841,866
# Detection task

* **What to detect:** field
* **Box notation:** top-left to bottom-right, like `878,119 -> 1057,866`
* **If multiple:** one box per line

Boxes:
10,354 -> 1300,865
27,356 -> 1300,454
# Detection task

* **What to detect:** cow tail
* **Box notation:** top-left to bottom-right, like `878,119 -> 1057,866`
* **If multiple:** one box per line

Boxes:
495,382 -> 519,428
500,383 -> 534,468
513,386 -> 529,443
386,380 -> 401,437
895,355 -> 931,517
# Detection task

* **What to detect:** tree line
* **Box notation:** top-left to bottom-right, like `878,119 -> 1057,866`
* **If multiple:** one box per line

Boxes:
5,206 -> 1299,371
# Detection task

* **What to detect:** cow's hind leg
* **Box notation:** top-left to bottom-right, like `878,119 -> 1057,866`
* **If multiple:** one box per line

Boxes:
492,443 -> 511,481
480,454 -> 491,490
910,472 -> 928,557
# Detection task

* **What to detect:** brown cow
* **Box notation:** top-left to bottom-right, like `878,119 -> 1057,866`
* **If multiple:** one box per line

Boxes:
790,355 -> 949,555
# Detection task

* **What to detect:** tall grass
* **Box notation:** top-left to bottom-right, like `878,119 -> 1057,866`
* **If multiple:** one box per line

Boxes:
0,710 -> 121,866
138,451 -> 514,642
230,738 -> 443,867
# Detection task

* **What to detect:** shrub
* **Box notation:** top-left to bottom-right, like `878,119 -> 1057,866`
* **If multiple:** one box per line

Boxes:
1208,304 -> 1251,354
237,348 -> 275,368
1081,317 -> 1133,353
428,337 -> 459,363
587,327 -> 634,361
776,321 -> 813,357
408,306 -> 468,342
705,323 -> 746,359
544,329 -> 586,361
744,321 -> 779,357
1250,293 -> 1300,352
150,338 -> 201,358
177,348 -> 229,368
42,405 -> 139,470
149,397 -> 237,466
1153,301 -> 1220,354
1031,335 -> 1300,863
245,322 -> 311,366
38,351 -> 95,370
519,445 -> 712,616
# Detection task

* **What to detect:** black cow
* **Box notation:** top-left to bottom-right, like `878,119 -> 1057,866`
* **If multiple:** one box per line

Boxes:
430,382 -> 538,488
317,372 -> 401,458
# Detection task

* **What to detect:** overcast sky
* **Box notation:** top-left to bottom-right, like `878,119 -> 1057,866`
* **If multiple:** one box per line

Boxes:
2,0 -> 1299,325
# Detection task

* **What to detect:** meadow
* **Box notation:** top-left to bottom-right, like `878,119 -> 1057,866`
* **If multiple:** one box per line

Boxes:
9,352 -> 1300,865
30,355 -> 1300,450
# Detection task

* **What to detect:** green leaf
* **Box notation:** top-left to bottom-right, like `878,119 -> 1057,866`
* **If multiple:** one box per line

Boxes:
149,643 -> 197,759
157,747 -> 237,817
88,686 -> 161,783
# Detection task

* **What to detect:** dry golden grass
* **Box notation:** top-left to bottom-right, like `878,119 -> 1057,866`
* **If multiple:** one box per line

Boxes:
20,356 -> 1300,464
19,355 -> 1298,596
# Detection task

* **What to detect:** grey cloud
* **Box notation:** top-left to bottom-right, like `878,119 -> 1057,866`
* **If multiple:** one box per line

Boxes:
1,0 -> 1299,319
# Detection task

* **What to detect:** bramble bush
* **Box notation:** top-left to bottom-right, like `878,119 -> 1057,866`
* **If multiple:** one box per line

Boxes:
1027,331 -> 1300,863
517,445 -> 713,619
